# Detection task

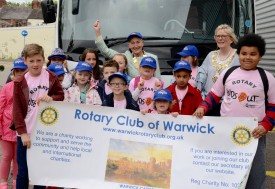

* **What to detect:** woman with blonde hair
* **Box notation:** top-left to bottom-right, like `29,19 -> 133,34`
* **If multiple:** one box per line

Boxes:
195,24 -> 239,116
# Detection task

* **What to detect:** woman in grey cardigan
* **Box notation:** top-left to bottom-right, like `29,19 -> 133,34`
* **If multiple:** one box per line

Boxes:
93,20 -> 161,79
196,24 -> 239,99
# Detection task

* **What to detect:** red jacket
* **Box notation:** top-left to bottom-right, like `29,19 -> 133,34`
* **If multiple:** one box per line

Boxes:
166,83 -> 202,115
12,70 -> 64,135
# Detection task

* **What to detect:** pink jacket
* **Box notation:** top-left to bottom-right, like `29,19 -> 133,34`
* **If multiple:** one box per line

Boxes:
64,82 -> 102,105
0,81 -> 17,142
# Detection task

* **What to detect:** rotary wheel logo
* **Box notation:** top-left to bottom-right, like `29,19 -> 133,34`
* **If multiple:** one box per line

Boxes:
231,126 -> 252,146
39,106 -> 59,126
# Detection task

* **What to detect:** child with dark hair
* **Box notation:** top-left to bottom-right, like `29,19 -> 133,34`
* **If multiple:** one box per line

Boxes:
97,60 -> 119,102
47,48 -> 73,89
81,48 -> 103,84
166,60 -> 202,115
194,33 -> 275,189
102,72 -> 139,111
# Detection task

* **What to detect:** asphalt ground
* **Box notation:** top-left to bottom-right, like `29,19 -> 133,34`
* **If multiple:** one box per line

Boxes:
0,131 -> 274,188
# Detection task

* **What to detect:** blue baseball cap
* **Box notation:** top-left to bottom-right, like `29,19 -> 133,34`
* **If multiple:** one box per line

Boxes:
109,72 -> 128,84
13,57 -> 28,70
127,32 -> 143,41
177,45 -> 199,57
48,62 -> 65,76
153,89 -> 172,102
75,61 -> 92,73
48,48 -> 67,60
140,56 -> 157,69
173,60 -> 192,72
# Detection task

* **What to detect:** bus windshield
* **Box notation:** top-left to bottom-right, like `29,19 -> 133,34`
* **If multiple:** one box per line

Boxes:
59,0 -> 254,56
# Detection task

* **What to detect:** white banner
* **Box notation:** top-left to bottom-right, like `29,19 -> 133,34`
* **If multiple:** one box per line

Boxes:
28,101 -> 258,189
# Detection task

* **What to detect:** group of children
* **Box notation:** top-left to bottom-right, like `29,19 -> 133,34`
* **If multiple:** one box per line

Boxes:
0,33 -> 274,189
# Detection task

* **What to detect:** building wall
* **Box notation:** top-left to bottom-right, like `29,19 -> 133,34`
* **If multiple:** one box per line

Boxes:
0,25 -> 55,89
255,0 -> 275,75
0,25 -> 55,60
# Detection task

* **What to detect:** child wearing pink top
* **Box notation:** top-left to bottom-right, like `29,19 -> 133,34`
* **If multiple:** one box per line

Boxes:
64,62 -> 102,105
177,45 -> 199,87
129,56 -> 163,112
194,34 -> 275,189
0,58 -> 27,189
13,44 -> 64,189
141,89 -> 178,117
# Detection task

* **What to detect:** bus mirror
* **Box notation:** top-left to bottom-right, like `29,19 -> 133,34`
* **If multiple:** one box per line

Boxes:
41,0 -> 56,23
72,0 -> 80,15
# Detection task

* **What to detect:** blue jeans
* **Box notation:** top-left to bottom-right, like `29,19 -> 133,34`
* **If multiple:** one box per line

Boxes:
16,136 -> 46,189
245,135 -> 266,189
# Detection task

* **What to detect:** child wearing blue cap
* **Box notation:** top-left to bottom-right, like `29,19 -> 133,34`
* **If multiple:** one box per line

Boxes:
166,60 -> 202,115
64,61 -> 101,105
129,56 -> 163,112
47,62 -> 66,84
141,89 -> 178,117
102,72 -> 139,111
47,48 -> 73,89
177,45 -> 199,87
0,58 -> 27,189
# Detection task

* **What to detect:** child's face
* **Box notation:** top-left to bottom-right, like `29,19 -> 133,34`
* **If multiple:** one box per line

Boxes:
13,68 -> 27,79
174,70 -> 191,90
109,77 -> 128,95
75,71 -> 91,86
85,53 -> 97,68
51,57 -> 64,64
113,55 -> 127,73
103,67 -> 118,82
239,46 -> 261,70
155,100 -> 170,113
181,56 -> 196,67
58,74 -> 65,83
25,54 -> 45,77
139,66 -> 155,78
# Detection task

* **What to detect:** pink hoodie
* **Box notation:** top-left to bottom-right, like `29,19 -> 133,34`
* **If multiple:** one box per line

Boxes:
0,81 -> 17,142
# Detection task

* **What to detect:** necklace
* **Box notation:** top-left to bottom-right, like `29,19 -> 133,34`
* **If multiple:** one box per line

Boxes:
217,48 -> 232,61
212,50 -> 236,83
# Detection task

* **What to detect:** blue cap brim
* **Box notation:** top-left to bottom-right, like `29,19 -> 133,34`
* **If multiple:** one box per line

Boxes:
109,74 -> 127,84
48,55 -> 66,61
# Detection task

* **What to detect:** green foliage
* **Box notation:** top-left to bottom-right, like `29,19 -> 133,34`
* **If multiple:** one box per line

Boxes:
6,2 -> 32,7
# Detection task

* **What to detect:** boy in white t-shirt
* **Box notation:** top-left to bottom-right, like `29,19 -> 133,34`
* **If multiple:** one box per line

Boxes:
13,44 -> 64,189
129,56 -> 163,111
194,34 -> 275,189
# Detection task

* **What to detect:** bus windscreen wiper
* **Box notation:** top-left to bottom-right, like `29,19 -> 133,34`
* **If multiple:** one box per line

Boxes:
105,36 -> 180,48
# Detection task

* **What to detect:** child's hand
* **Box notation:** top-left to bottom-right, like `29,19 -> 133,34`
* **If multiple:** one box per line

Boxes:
140,109 -> 148,115
154,80 -> 161,90
252,125 -> 267,139
21,133 -> 31,148
193,107 -> 205,118
37,95 -> 53,105
63,60 -> 69,72
138,79 -> 144,90
170,112 -> 179,118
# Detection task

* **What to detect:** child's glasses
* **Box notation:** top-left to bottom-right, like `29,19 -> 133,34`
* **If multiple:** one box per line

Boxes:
110,83 -> 126,87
